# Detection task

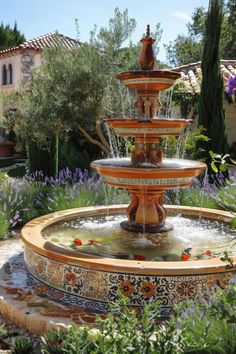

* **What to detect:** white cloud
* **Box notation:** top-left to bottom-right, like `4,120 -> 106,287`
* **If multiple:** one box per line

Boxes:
171,11 -> 191,21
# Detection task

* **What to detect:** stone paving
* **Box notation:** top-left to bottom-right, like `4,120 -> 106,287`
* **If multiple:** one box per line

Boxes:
0,235 -> 106,335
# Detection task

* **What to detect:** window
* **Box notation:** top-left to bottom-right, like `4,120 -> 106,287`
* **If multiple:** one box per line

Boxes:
2,64 -> 7,85
8,64 -> 13,84
1,63 -> 13,85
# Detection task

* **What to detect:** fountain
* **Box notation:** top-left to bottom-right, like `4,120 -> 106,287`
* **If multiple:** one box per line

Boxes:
20,27 -> 236,319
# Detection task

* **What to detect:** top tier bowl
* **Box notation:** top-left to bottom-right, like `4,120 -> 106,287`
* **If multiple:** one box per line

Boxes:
117,70 -> 181,91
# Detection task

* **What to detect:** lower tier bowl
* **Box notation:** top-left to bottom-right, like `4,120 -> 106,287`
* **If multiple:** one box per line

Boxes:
21,205 -> 236,318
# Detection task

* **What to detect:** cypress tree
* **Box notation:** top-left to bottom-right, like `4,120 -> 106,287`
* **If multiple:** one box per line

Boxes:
198,0 -> 228,163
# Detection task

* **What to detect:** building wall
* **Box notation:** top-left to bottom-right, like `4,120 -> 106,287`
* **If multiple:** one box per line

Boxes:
225,102 -> 236,147
0,54 -> 22,92
0,50 -> 43,92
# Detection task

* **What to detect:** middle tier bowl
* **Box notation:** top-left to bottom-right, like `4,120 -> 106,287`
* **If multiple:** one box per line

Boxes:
91,158 -> 206,190
106,118 -> 192,138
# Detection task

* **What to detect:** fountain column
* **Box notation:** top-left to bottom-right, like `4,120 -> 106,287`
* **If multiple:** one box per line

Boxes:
121,189 -> 172,233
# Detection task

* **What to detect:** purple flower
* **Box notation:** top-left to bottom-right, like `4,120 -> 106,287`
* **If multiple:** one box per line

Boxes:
227,74 -> 236,97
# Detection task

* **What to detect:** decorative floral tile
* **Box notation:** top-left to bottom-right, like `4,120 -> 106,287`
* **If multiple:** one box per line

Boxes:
24,246 -> 235,316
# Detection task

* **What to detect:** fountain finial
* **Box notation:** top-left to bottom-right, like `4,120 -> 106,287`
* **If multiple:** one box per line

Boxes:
139,25 -> 156,70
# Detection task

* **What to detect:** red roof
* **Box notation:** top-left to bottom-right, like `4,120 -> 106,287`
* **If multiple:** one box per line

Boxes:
0,32 -> 80,57
172,60 -> 236,93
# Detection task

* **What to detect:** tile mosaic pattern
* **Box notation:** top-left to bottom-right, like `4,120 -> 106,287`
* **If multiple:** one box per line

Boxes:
24,246 -> 234,318
103,176 -> 193,186
113,127 -> 181,134
123,78 -> 174,86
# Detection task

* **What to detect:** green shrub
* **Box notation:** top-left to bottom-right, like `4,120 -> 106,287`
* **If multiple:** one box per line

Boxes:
10,336 -> 33,354
0,210 -> 11,239
41,284 -> 236,354
162,127 -> 209,160
179,187 -> 219,209
42,297 -> 184,354
215,182 -> 236,212
0,323 -> 7,338
179,283 -> 236,354
43,184 -> 129,213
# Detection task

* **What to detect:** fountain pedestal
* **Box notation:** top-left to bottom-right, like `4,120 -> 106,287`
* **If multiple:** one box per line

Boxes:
121,189 -> 172,233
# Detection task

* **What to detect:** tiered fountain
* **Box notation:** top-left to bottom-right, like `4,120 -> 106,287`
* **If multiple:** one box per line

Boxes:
21,27 -> 236,318
92,25 -> 205,234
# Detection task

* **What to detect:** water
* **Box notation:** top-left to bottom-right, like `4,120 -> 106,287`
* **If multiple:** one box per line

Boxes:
92,157 -> 203,169
42,214 -> 236,262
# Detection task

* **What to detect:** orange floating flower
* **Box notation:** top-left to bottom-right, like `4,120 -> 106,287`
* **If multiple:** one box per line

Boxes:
140,281 -> 157,298
119,279 -> 134,297
74,239 -> 83,246
133,254 -> 146,261
181,253 -> 191,261
203,250 -> 212,257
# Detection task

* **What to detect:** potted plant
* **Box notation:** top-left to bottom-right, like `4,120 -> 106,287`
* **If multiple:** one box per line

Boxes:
0,134 -> 15,157
0,109 -> 15,158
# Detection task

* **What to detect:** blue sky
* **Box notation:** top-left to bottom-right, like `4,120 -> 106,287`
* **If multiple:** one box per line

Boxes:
1,0 -> 209,62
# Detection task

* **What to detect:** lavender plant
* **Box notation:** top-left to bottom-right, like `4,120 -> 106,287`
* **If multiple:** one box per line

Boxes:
0,167 -> 129,240
0,179 -> 23,239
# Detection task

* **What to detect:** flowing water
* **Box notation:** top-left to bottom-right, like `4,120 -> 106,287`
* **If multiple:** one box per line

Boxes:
42,214 -> 236,262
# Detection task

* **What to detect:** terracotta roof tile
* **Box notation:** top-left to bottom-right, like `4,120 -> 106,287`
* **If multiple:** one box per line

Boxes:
172,60 -> 236,93
0,32 -> 80,57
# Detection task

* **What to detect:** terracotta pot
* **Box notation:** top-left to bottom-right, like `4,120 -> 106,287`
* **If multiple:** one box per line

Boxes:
0,141 -> 15,157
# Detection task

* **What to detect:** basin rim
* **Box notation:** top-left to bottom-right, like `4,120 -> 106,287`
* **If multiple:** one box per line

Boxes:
21,205 -> 236,276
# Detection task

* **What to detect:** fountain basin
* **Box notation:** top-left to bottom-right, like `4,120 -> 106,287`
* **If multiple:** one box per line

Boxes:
106,118 -> 192,138
21,205 -> 236,318
91,158 -> 206,189
117,70 -> 181,91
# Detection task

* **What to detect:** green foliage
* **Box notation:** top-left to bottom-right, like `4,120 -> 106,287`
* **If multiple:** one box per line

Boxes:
41,285 -> 236,354
165,1 -> 236,66
0,171 -> 8,184
27,135 -> 59,176
43,184 -> 128,213
198,0 -> 228,163
209,150 -> 236,173
0,210 -> 11,239
10,336 -> 33,354
42,297 -> 184,354
216,182 -> 236,212
175,283 -> 236,353
58,137 -> 101,171
220,250 -> 235,269
223,0 -> 236,59
1,8 -> 163,170
165,7 -> 206,66
0,324 -> 7,339
172,81 -> 198,118
0,22 -> 25,51
162,126 -> 209,160
42,325 -> 94,354
178,187 -> 219,209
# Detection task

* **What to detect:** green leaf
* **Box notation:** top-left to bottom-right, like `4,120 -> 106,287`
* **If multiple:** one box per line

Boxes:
231,217 -> 236,230
209,150 -> 215,158
219,163 -> 228,172
210,161 -> 218,173
230,158 -> 236,165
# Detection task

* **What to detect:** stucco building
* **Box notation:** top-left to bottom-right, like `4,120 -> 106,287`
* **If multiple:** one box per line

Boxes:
172,60 -> 236,146
0,32 -> 79,93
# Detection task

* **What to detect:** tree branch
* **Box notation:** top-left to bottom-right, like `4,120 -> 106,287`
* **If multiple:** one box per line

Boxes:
96,120 -> 110,150
77,124 -> 111,156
